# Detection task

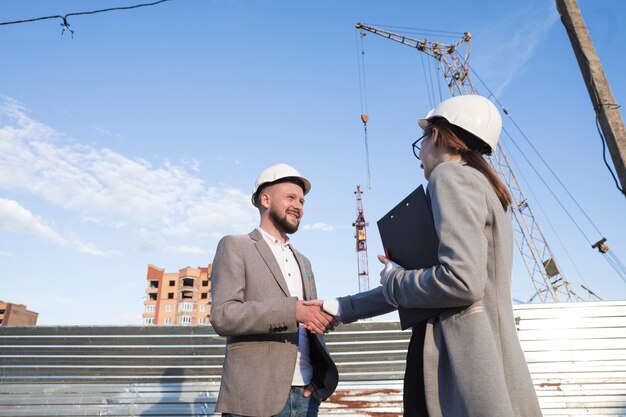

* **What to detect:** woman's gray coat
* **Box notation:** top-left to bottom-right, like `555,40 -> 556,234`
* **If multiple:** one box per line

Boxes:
339,161 -> 543,417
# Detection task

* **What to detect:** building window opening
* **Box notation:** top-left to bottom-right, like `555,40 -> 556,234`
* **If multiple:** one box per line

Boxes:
169,280 -> 175,286
168,293 -> 174,299
182,291 -> 193,300
202,280 -> 209,287
182,278 -> 194,287
201,293 -> 208,299
149,280 -> 159,289
180,302 -> 193,312
149,293 -> 157,301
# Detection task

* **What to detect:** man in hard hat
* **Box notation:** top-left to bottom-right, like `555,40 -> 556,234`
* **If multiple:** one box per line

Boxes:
210,163 -> 338,417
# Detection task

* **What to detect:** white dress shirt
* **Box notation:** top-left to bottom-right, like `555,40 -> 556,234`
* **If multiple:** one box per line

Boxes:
258,227 -> 313,386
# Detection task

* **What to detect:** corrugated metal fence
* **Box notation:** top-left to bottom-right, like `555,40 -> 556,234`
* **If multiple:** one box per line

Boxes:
1,301 -> 625,416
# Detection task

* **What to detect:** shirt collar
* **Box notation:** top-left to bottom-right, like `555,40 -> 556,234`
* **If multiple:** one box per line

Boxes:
257,227 -> 290,248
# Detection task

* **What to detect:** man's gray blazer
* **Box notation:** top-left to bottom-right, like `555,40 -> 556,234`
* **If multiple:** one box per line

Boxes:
210,229 -> 338,416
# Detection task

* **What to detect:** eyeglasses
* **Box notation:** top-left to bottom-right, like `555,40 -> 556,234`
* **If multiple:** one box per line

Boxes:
412,132 -> 429,160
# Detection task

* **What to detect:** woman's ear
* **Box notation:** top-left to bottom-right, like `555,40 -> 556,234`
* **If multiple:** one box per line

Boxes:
431,128 -> 439,147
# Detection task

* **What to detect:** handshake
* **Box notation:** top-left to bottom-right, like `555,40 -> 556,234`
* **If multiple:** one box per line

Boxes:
295,255 -> 397,335
295,300 -> 339,335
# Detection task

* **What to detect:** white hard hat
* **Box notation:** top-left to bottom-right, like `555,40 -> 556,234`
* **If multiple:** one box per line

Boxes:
418,95 -> 502,153
251,163 -> 311,207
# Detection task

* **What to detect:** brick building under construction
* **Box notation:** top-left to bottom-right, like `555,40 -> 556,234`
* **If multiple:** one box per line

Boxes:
0,301 -> 38,326
143,264 -> 212,326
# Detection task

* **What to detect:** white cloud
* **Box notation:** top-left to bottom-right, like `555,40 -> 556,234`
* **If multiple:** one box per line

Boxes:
0,98 -> 257,254
94,126 -> 124,140
0,198 -> 110,256
473,3 -> 559,97
302,222 -> 335,232
171,245 -> 206,255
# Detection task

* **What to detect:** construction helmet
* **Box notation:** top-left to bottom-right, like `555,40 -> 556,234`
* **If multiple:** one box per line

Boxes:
418,95 -> 501,154
251,163 -> 311,207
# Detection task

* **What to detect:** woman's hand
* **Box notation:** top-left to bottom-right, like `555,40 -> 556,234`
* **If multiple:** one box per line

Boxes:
378,254 -> 391,284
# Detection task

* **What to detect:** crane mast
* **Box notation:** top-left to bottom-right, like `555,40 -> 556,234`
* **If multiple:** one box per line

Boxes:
353,185 -> 370,293
356,22 -> 582,302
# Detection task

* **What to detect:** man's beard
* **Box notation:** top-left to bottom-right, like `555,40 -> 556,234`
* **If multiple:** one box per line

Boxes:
269,206 -> 300,235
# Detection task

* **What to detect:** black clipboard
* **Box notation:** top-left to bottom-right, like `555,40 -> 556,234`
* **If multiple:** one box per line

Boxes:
377,185 -> 442,329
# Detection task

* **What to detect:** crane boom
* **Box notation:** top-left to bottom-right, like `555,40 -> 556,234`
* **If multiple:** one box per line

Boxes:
356,22 -> 584,302
355,22 -> 476,96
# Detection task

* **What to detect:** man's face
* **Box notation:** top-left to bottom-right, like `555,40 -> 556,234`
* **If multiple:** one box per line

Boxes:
265,182 -> 305,234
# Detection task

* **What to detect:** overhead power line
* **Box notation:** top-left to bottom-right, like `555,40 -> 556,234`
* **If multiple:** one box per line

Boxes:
0,0 -> 172,36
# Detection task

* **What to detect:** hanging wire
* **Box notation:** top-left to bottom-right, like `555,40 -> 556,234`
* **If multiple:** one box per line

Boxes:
472,67 -> 606,237
355,29 -> 372,190
500,139 -> 590,290
363,123 -> 372,191
419,53 -> 434,109
595,111 -> 626,197
500,125 -> 593,244
472,67 -> 626,286
355,30 -> 367,116
0,0 -> 172,32
426,54 -> 437,107
362,23 -> 464,38
605,250 -> 626,284
560,16 -> 626,199
436,65 -> 444,103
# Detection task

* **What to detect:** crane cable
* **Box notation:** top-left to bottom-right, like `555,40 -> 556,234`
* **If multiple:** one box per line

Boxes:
500,139 -> 592,292
419,53 -> 434,109
471,67 -> 626,284
472,68 -> 601,239
355,29 -> 372,190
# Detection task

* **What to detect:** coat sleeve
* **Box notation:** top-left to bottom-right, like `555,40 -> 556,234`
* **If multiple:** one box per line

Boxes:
337,286 -> 397,324
383,164 -> 490,308
210,236 -> 299,336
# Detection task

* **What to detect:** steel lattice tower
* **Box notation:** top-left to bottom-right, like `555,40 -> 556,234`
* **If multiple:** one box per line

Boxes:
355,23 -> 585,302
353,185 -> 370,293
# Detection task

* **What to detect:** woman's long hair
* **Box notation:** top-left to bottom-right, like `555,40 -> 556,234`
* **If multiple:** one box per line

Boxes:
430,119 -> 512,211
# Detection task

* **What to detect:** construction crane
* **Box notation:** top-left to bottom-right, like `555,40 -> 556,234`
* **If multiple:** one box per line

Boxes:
355,22 -> 587,302
353,185 -> 370,293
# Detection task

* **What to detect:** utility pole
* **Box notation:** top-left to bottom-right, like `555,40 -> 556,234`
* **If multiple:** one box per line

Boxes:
556,0 -> 626,194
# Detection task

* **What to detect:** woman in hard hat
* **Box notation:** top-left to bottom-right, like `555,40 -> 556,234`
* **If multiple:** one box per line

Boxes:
333,95 -> 543,417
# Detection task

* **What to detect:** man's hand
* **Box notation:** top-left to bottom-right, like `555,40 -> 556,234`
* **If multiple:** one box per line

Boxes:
303,382 -> 322,401
296,300 -> 336,335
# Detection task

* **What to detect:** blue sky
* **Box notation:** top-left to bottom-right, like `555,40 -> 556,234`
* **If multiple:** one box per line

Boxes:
1,0 -> 625,325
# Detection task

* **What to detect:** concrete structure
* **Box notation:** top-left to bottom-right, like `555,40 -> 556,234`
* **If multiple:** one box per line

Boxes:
143,264 -> 212,326
0,301 -> 37,326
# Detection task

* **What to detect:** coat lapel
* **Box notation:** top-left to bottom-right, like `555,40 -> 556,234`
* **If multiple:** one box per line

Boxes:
291,245 -> 312,301
249,229 -> 291,297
